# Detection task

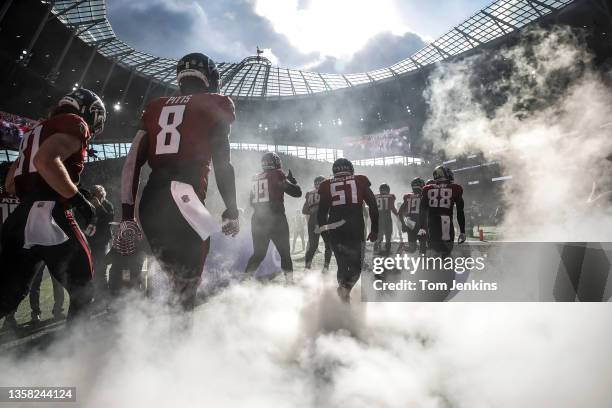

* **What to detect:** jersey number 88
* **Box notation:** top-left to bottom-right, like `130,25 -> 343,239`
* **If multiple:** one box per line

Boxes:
427,187 -> 452,209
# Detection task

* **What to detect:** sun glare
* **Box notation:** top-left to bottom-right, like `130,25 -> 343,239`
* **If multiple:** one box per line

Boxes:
254,0 -> 410,61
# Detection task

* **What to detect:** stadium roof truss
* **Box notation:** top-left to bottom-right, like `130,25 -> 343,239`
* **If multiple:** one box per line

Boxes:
46,0 -> 574,99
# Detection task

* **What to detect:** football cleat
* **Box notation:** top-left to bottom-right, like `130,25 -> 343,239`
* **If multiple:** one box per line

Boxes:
458,233 -> 466,244
177,53 -> 220,94
332,158 -> 354,175
261,152 -> 281,170
433,165 -> 454,183
411,177 -> 425,193
57,88 -> 106,137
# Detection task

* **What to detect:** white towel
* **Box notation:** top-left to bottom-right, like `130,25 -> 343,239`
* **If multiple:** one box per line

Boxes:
23,201 -> 69,249
315,219 -> 346,234
170,181 -> 220,241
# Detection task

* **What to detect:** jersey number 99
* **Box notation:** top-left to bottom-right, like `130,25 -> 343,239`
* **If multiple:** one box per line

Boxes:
252,179 -> 270,203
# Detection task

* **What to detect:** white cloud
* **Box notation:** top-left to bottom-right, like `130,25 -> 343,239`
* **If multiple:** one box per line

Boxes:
261,47 -> 280,65
253,0 -> 411,60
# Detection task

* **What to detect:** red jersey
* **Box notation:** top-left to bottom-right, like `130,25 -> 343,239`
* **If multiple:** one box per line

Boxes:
250,169 -> 287,214
14,114 -> 89,201
401,193 -> 422,217
421,183 -> 463,218
302,190 -> 321,215
375,193 -> 396,216
420,182 -> 465,242
318,174 -> 374,226
141,93 -> 235,195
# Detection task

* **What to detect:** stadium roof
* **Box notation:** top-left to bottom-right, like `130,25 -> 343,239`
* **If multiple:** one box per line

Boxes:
48,0 -> 574,99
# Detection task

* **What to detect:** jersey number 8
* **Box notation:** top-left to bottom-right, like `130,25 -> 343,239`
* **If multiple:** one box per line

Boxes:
155,105 -> 186,155
427,188 -> 452,209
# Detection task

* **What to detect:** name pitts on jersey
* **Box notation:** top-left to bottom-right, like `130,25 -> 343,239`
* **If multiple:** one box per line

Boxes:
140,92 -> 235,197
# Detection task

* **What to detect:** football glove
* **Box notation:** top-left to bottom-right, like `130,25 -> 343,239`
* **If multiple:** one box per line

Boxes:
113,220 -> 143,256
287,169 -> 297,185
458,233 -> 466,244
69,191 -> 96,225
84,223 -> 96,237
417,228 -> 427,238
367,231 -> 378,242
221,209 -> 240,237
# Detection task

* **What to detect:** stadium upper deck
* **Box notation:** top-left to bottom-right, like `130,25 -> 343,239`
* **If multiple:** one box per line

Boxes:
44,0 -> 574,99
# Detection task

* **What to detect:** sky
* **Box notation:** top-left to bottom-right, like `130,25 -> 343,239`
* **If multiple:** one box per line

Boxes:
105,0 -> 493,74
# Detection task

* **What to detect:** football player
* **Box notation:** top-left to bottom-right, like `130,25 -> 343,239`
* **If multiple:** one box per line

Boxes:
374,183 -> 398,256
0,88 -> 105,322
302,175 -> 331,272
120,53 -> 240,313
317,158 -> 378,302
399,177 -> 426,254
245,152 -> 301,283
418,166 -> 466,256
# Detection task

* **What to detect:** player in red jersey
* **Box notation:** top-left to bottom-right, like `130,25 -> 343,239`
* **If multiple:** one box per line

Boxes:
374,183 -> 398,256
418,166 -> 466,256
245,152 -> 302,283
120,53 -> 240,312
0,88 -> 105,322
303,175 -> 331,272
399,177 -> 426,254
317,158 -> 379,302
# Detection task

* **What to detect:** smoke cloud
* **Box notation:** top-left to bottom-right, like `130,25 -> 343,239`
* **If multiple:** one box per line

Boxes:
423,27 -> 612,241
2,24 -> 612,408
1,276 -> 611,407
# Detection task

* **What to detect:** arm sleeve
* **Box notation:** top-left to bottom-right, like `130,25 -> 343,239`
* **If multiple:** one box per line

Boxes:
301,194 -> 309,215
364,188 -> 379,235
211,96 -> 236,126
282,173 -> 302,198
419,190 -> 429,230
390,195 -> 399,216
317,184 -> 330,228
456,188 -> 466,234
210,122 -> 238,217
121,129 -> 148,220
398,201 -> 407,224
